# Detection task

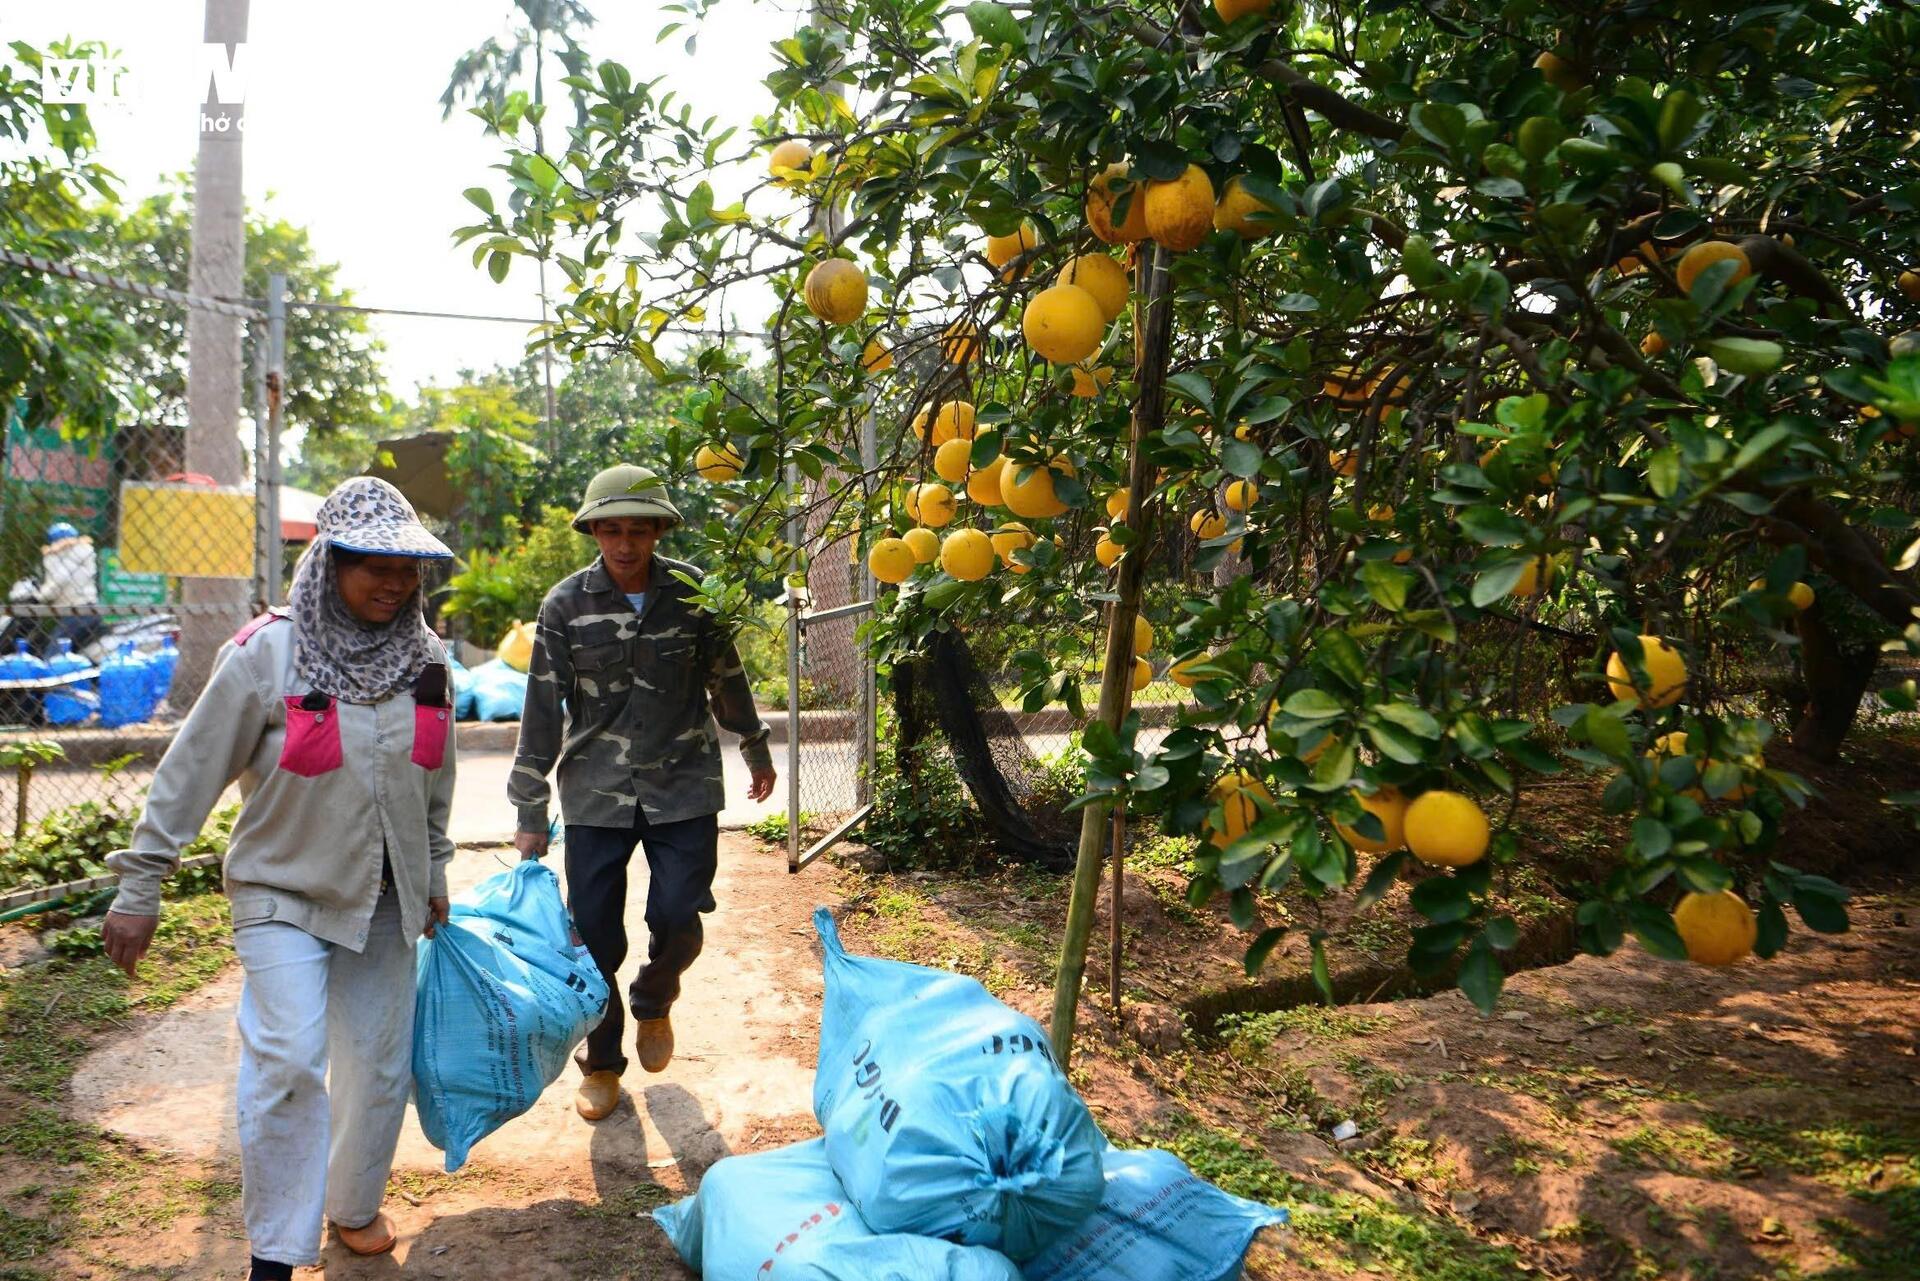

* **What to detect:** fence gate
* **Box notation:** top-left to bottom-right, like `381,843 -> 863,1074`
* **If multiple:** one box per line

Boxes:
784,594 -> 877,873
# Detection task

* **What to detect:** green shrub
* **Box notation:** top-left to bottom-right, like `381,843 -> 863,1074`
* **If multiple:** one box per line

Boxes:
439,505 -> 594,644
0,794 -> 235,898
863,735 -> 995,870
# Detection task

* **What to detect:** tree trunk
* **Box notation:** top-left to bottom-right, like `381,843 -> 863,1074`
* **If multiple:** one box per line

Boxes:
1791,605 -> 1878,763
1050,243 -> 1173,1066
179,0 -> 251,704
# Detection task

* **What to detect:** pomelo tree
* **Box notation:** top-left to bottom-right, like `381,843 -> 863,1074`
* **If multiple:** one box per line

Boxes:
457,0 -> 1920,1057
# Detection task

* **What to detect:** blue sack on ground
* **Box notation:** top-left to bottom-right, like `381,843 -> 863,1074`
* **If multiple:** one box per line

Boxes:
653,1138 -> 1022,1281
449,657 -> 476,721
467,657 -> 527,721
811,907 -> 1103,1260
412,861 -> 608,1171
1021,1144 -> 1289,1281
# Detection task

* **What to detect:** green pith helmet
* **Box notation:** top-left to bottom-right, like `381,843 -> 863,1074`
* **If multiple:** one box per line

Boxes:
572,463 -> 684,532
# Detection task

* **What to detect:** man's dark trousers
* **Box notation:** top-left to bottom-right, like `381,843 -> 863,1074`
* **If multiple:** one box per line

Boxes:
566,811 -> 719,1075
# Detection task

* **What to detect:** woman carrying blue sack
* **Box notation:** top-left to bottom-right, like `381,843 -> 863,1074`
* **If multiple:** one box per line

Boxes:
100,478 -> 458,1281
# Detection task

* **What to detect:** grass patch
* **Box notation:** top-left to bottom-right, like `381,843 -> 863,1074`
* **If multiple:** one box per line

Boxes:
1217,1005 -> 1391,1047
1609,1116 -> 1920,1187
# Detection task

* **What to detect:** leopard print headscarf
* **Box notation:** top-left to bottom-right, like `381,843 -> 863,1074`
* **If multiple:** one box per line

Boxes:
287,478 -> 450,704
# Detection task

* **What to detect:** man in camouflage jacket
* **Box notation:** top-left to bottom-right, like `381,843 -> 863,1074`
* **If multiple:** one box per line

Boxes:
511,464 -> 774,1121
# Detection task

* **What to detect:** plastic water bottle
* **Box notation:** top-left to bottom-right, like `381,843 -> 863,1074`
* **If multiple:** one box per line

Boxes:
43,638 -> 95,726
98,642 -> 148,728
145,635 -> 180,716
0,640 -> 49,725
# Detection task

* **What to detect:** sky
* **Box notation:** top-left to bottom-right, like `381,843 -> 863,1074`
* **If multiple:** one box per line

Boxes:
4,0 -> 803,399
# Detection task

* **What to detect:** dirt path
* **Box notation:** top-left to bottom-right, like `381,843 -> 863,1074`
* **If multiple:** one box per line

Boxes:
62,834 -> 829,1279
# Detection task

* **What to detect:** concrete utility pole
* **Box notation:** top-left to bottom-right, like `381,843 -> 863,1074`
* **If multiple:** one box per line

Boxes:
179,0 -> 251,702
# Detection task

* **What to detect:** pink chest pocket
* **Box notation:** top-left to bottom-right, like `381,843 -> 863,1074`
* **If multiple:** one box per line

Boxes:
280,696 -> 344,777
412,703 -> 450,770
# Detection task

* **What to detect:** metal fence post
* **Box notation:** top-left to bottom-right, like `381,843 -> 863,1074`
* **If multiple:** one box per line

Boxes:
264,273 -> 286,606
857,410 -> 877,807
785,459 -> 803,873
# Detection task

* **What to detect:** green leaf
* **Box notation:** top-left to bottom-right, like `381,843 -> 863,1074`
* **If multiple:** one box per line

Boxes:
1309,934 -> 1334,1005
1482,916 -> 1519,950
1794,890 -> 1849,934
1282,689 -> 1345,720
463,186 -> 495,215
1411,875 -> 1475,925
1583,706 -> 1631,759
1624,902 -> 1688,961
1376,702 -> 1443,739
1675,858 -> 1732,893
1354,852 -> 1407,911
1471,558 -> 1529,607
1456,506 -> 1529,547
487,250 -> 511,284
1632,816 -> 1672,858
1365,721 -> 1425,764
1359,561 -> 1413,612
1458,943 -> 1505,1014
1648,447 -> 1681,498
1244,926 -> 1288,976
1222,438 -> 1262,478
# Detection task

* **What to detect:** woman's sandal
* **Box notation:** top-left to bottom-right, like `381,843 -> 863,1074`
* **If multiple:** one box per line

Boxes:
332,1211 -> 398,1256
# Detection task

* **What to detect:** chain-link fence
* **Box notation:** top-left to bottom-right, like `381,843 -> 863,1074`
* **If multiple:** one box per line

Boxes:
0,253 -> 281,852
783,597 -> 877,873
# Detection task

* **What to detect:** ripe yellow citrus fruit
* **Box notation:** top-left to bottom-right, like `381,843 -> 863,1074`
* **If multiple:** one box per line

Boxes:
1086,163 -> 1149,244
990,521 -> 1035,570
1404,790 -> 1491,867
1105,489 -> 1130,521
1533,50 -> 1584,92
1132,615 -> 1154,656
910,407 -> 931,440
1750,578 -> 1814,611
861,337 -> 893,372
931,400 -> 977,445
1190,509 -> 1228,540
1899,269 -> 1920,301
939,528 -> 995,581
1213,176 -> 1276,238
1144,164 -> 1216,253
767,138 -> 812,183
1675,241 -> 1752,293
1060,253 -> 1129,322
906,482 -> 957,528
868,537 -> 916,584
1130,655 -> 1152,691
1095,532 -> 1123,568
1224,480 -> 1256,512
942,319 -> 982,364
1329,450 -> 1360,477
1672,890 -> 1757,966
1069,365 -> 1114,397
934,437 -> 975,484
1213,0 -> 1275,20
1206,771 -> 1273,849
1334,785 -> 1409,854
694,442 -> 745,483
1606,635 -> 1688,709
1170,654 -> 1210,688
985,222 -> 1038,278
1646,731 -> 1709,801
1323,365 -> 1371,403
803,259 -> 868,325
966,455 -> 1006,506
1641,332 -> 1667,357
901,526 -> 939,565
1511,556 -> 1555,598
1023,284 -> 1106,364
1003,457 -> 1075,518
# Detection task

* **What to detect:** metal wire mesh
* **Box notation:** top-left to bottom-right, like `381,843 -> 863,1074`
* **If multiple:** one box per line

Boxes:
784,600 -> 875,871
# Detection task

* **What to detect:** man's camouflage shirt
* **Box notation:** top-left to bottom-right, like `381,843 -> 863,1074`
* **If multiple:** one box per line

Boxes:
509,555 -> 771,832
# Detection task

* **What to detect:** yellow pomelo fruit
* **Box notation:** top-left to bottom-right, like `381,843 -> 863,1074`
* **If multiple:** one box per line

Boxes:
1641,331 -> 1667,357
1190,509 -> 1228,540
767,138 -> 813,183
1086,163 -> 1149,244
990,521 -> 1035,569
1750,578 -> 1814,611
1105,489 -> 1130,521
1170,654 -> 1211,688
1206,771 -> 1273,849
934,437 -> 975,484
1606,635 -> 1688,709
966,455 -> 1006,506
1675,241 -> 1752,293
1335,785 -> 1409,854
910,407 -> 931,440
1023,284 -> 1106,364
1329,450 -> 1360,477
868,537 -> 916,584
1069,365 -> 1114,398
694,442 -> 745,483
803,259 -> 868,325
861,338 -> 893,372
1143,165 -> 1216,253
1672,890 -> 1757,966
900,526 -> 939,565
1095,532 -> 1123,568
1901,269 -> 1920,302
1323,365 -> 1371,403
1214,0 -> 1276,20
1224,480 -> 1256,512
985,222 -> 1038,278
1645,731 -> 1707,801
1129,655 -> 1152,692
931,400 -> 978,445
1003,457 -> 1075,518
1532,51 -> 1584,92
942,319 -> 982,364
906,482 -> 957,528
1404,790 -> 1491,867
1511,556 -> 1555,598
939,528 -> 995,581
1132,615 -> 1154,656
1213,176 -> 1276,238
1059,253 -> 1129,322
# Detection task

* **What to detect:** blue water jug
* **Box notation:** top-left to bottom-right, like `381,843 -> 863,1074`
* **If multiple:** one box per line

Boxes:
43,638 -> 95,726
0,640 -> 49,725
145,635 -> 179,716
98,642 -> 148,729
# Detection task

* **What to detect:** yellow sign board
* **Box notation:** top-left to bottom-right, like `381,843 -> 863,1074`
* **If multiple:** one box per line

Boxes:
118,481 -> 255,579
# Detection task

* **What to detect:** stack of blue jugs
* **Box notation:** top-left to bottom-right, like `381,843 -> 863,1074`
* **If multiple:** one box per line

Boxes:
145,635 -> 179,716
0,639 -> 51,725
98,642 -> 151,729
43,638 -> 96,726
